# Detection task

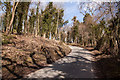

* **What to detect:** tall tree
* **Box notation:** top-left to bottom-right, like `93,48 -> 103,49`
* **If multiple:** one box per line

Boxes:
16,2 -> 31,34
41,2 -> 65,39
71,16 -> 79,43
8,0 -> 19,34
3,2 -> 11,33
29,9 -> 36,34
23,2 -> 31,34
35,2 -> 40,36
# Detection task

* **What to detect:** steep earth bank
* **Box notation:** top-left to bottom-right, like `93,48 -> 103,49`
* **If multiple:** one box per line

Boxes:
2,34 -> 71,79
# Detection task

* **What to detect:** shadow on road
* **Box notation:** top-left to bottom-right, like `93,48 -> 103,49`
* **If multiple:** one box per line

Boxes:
26,49 -> 96,78
49,55 -> 94,78
26,46 -> 120,78
92,56 -> 120,78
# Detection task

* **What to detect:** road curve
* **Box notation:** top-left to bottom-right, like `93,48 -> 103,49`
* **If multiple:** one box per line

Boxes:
25,46 -> 96,78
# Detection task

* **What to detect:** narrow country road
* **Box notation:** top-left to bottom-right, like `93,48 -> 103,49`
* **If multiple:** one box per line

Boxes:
25,46 -> 97,78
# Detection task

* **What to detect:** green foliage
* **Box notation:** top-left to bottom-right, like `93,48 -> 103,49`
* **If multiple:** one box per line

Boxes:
41,2 -> 55,35
29,9 -> 36,34
2,1 -> 66,40
71,16 -> 79,43
40,2 -> 65,38
16,2 -> 30,34
67,31 -> 71,43
92,19 -> 106,40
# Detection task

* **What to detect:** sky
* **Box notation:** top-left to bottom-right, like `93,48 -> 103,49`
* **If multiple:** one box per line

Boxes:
28,2 -> 84,25
0,1 -> 83,24
0,0 -> 119,25
63,2 -> 84,24
39,2 -> 84,25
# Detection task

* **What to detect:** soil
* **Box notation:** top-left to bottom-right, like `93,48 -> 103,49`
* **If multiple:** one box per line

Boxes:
2,34 -> 71,79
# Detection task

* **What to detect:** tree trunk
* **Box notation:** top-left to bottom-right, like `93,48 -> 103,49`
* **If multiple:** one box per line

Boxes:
37,15 -> 40,35
8,1 -> 19,34
55,10 -> 59,40
95,37 -> 103,50
17,13 -> 22,34
43,33 -> 46,38
24,18 -> 27,34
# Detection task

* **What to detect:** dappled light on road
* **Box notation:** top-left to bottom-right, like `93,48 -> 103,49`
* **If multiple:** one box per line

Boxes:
25,46 -> 96,78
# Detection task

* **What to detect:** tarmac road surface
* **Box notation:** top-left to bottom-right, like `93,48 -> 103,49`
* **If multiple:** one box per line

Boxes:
25,46 -> 97,78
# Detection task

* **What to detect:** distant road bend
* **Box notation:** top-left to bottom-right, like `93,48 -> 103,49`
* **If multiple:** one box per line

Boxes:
25,46 -> 97,78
